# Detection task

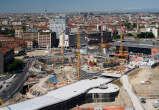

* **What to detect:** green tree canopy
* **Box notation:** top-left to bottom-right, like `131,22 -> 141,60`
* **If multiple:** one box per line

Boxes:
0,28 -> 15,36
113,35 -> 120,39
7,59 -> 24,72
137,32 -> 155,39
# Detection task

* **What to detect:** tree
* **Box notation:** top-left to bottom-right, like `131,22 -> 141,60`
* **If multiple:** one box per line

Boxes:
137,32 -> 155,39
113,35 -> 120,39
133,23 -> 137,28
0,28 -> 15,36
127,33 -> 133,36
22,25 -> 26,32
6,59 -> 24,72
125,23 -> 131,29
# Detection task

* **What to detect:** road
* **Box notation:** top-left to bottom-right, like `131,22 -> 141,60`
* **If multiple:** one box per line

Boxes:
0,58 -> 33,102
80,70 -> 102,80
121,75 -> 144,110
0,77 -> 113,110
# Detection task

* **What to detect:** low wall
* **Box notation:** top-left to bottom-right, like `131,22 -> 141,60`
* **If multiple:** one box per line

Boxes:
40,91 -> 120,110
39,93 -> 86,110
85,91 -> 119,103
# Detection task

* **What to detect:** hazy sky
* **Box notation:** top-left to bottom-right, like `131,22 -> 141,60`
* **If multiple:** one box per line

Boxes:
0,0 -> 159,13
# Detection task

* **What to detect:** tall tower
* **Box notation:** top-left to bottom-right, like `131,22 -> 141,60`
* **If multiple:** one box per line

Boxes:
77,28 -> 81,80
137,20 -> 140,33
44,8 -> 47,18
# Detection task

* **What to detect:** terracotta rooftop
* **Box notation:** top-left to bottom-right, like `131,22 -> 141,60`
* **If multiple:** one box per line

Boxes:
0,47 -> 12,55
0,35 -> 15,41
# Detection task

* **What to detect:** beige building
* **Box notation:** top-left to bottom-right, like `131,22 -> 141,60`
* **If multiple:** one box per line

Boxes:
38,32 -> 51,48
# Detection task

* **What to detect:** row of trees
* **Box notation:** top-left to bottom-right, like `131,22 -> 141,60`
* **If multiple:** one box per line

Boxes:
113,32 -> 155,39
7,59 -> 24,72
0,27 -> 15,36
137,32 -> 155,39
124,23 -> 137,30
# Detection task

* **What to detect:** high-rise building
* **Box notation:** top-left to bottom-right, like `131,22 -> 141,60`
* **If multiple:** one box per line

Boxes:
152,28 -> 158,38
51,32 -> 59,48
0,47 -> 14,74
14,26 -> 23,39
38,32 -> 51,48
58,34 -> 69,48
49,16 -> 69,38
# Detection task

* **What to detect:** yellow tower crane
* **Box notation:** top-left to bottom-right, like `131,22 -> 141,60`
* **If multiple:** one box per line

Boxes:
61,32 -> 65,74
77,28 -> 81,80
0,98 -> 5,110
119,24 -> 123,57
118,24 -> 129,59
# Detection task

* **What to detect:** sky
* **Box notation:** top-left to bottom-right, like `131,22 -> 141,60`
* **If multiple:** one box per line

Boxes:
0,0 -> 159,13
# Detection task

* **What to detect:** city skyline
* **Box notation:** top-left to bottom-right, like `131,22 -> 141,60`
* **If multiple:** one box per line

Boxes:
0,0 -> 159,13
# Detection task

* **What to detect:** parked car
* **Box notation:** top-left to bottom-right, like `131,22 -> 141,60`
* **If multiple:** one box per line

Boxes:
153,100 -> 159,108
140,98 -> 146,103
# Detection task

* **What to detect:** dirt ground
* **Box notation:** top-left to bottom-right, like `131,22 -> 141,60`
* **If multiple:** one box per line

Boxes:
128,67 -> 159,110
26,50 -> 47,56
3,92 -> 26,106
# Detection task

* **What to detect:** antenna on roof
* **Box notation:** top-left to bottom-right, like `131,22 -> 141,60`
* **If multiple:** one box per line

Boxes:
44,8 -> 47,18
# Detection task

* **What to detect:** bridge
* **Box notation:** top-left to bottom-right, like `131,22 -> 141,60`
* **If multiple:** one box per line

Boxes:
0,77 -> 113,110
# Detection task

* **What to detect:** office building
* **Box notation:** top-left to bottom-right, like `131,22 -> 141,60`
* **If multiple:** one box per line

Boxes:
49,16 -> 69,38
0,48 -> 14,74
38,32 -> 51,48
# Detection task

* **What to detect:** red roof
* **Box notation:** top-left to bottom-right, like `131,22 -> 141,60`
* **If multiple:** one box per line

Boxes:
0,47 -> 12,54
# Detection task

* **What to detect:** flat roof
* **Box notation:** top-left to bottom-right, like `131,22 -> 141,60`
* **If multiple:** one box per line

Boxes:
88,83 -> 119,94
1,77 -> 112,110
112,40 -> 159,49
0,47 -> 12,54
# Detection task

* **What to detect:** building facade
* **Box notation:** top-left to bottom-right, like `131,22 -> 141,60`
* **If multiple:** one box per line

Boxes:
22,32 -> 38,41
38,32 -> 51,48
0,40 -> 26,54
0,48 -> 14,74
49,16 -> 68,38
58,34 -> 69,48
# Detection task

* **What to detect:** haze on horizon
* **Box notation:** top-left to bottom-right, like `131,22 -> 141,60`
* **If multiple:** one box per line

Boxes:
0,0 -> 159,13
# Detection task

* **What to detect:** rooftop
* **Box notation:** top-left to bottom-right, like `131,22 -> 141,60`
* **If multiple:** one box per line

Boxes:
1,77 -> 112,110
0,47 -> 12,55
88,83 -> 119,94
112,40 -> 159,49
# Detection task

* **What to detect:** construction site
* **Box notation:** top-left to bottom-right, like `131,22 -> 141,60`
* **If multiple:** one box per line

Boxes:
1,24 -> 159,110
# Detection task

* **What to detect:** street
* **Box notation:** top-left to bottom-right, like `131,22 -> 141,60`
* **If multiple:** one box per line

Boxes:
0,58 -> 33,102
121,75 -> 144,110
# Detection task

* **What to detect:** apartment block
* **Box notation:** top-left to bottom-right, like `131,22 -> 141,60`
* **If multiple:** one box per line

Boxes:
0,48 -> 14,74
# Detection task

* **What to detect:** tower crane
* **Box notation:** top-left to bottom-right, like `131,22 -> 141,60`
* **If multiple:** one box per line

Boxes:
118,23 -> 129,59
61,32 -> 65,74
100,24 -> 104,54
0,98 -> 5,110
77,28 -> 81,80
119,24 -> 123,57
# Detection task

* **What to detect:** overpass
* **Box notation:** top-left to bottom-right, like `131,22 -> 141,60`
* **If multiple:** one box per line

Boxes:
0,77 -> 113,110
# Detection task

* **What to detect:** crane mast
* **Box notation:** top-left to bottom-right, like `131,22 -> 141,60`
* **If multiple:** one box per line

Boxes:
119,24 -> 123,56
100,25 -> 104,54
61,32 -> 65,74
77,28 -> 81,80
